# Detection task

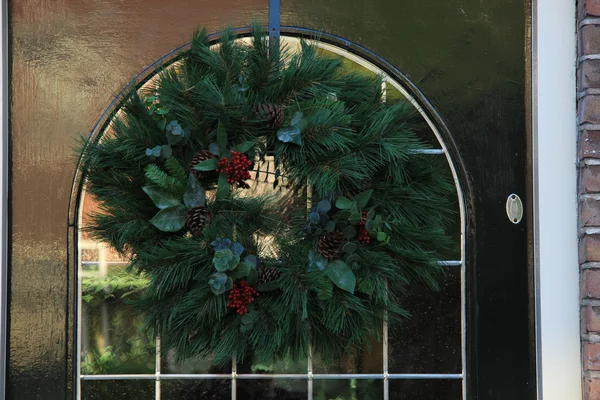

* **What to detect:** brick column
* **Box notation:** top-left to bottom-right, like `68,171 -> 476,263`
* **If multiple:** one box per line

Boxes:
580,2 -> 600,399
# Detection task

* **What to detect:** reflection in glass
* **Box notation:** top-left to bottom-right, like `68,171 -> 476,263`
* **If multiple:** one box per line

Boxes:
389,379 -> 462,399
388,267 -> 461,374
81,380 -> 155,399
236,380 -> 308,399
161,379 -> 230,400
313,379 -> 383,400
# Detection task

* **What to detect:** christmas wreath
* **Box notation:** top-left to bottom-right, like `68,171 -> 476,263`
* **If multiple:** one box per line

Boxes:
79,26 -> 454,366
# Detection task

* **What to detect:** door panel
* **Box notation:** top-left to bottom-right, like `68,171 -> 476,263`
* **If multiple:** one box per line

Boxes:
282,2 -> 533,398
8,1 -> 268,398
7,0 -> 533,399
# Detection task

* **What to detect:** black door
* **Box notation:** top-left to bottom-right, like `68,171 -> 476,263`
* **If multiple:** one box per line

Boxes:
6,0 -> 533,399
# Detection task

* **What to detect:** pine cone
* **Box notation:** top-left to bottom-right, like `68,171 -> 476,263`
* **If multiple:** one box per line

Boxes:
189,150 -> 217,180
318,231 -> 345,260
257,266 -> 281,285
185,206 -> 211,236
255,103 -> 285,130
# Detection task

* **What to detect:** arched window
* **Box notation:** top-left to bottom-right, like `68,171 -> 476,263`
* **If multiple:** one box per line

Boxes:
74,31 -> 465,400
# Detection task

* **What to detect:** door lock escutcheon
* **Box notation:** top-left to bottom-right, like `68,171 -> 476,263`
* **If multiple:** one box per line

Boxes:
506,193 -> 523,224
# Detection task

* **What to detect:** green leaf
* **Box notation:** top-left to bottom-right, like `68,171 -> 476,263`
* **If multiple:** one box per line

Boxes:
156,108 -> 169,115
349,212 -> 362,225
247,268 -> 258,285
217,172 -> 230,200
150,205 -> 187,232
158,118 -> 167,131
326,260 -> 356,294
230,262 -> 250,279
377,231 -> 387,242
192,158 -> 218,171
352,190 -> 373,210
183,175 -> 206,208
277,127 -> 303,145
308,250 -> 328,272
255,280 -> 280,292
209,142 -> 220,156
209,272 -> 228,295
290,111 -> 304,127
335,197 -> 353,210
343,225 -> 357,239
233,140 -> 257,154
374,214 -> 383,229
342,242 -> 357,254
142,186 -> 181,209
325,221 -> 336,232
225,277 -> 233,291
366,208 -> 376,220
244,255 -> 258,268
317,199 -> 332,213
309,212 -> 320,224
365,220 -> 376,233
217,120 -> 228,153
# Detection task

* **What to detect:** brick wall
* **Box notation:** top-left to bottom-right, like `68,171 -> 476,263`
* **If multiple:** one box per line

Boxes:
580,2 -> 600,399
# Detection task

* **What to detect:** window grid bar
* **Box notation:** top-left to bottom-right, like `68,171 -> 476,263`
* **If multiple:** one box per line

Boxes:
80,259 -> 461,267
307,346 -> 313,400
155,336 -> 161,400
80,373 -> 463,380
232,357 -> 237,400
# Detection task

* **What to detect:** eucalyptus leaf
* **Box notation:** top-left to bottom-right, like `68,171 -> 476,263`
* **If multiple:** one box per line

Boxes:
290,111 -> 304,127
317,199 -> 332,213
193,158 -> 218,171
208,272 -> 228,295
231,242 -> 245,256
233,140 -> 257,154
247,268 -> 258,285
374,214 -> 383,229
365,220 -> 376,233
342,242 -> 357,254
150,205 -> 187,232
325,221 -> 336,232
366,208 -> 376,220
335,197 -> 353,210
326,260 -> 356,294
352,190 -> 373,209
160,145 -> 173,159
338,210 -> 352,220
309,212 -> 321,225
343,226 -> 357,239
142,186 -> 181,210
244,255 -> 258,268
230,262 -> 250,279
225,277 -> 233,291
183,175 -> 206,208
377,231 -> 387,242
308,250 -> 328,272
156,108 -> 169,115
277,127 -> 303,145
349,212 -> 362,225
208,142 -> 220,156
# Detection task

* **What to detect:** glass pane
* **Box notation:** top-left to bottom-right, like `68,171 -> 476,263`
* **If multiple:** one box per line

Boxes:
80,263 -> 155,375
313,379 -> 383,400
388,267 -> 461,373
81,380 -> 155,399
237,379 -> 308,399
313,342 -> 383,374
389,379 -> 462,399
161,352 -> 231,375
161,379 -> 230,400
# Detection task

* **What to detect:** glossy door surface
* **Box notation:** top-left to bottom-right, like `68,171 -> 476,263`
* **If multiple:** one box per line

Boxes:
8,2 -> 268,398
8,0 -> 532,399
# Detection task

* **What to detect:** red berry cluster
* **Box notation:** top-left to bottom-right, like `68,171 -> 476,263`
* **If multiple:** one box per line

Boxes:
227,281 -> 259,315
357,211 -> 371,243
217,151 -> 253,185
